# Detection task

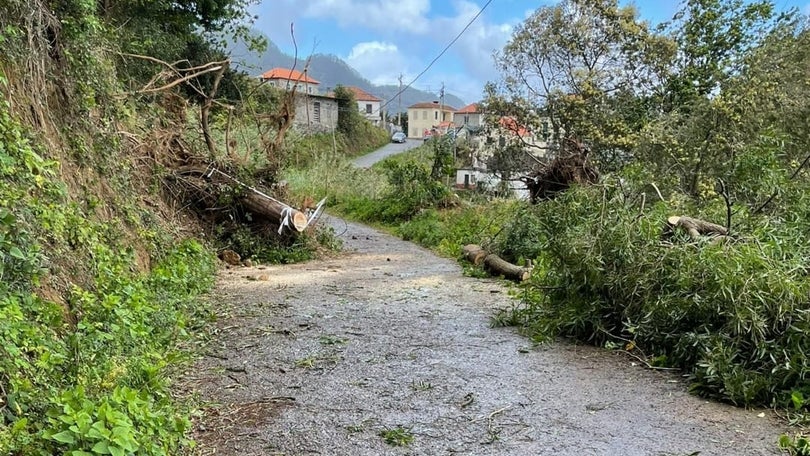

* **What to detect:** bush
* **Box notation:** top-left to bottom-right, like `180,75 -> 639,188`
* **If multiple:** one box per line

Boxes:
499,183 -> 810,409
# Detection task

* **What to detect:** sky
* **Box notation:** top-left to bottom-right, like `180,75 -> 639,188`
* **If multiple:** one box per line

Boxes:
250,0 -> 810,105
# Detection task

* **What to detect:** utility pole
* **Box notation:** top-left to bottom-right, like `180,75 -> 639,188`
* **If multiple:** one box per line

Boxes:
439,82 -> 445,126
397,73 -> 403,129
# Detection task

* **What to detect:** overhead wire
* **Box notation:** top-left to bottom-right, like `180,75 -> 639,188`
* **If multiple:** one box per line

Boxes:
374,0 -> 496,115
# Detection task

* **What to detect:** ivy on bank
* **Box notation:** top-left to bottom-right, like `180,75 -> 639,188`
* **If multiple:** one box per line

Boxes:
0,92 -> 217,455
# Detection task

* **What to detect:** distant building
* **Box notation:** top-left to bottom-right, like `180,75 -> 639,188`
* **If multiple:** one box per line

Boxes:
345,86 -> 383,125
293,94 -> 338,132
406,101 -> 457,139
453,103 -> 484,128
259,68 -> 320,95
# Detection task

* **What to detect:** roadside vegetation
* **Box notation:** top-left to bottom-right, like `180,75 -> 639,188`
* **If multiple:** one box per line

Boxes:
287,0 -> 810,450
0,0 -> 386,453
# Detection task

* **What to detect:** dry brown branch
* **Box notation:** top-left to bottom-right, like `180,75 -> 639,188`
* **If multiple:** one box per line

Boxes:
201,62 -> 228,158
137,65 -> 224,95
521,139 -> 599,203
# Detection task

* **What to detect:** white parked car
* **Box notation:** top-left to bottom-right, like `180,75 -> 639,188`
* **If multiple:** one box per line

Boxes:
391,132 -> 407,143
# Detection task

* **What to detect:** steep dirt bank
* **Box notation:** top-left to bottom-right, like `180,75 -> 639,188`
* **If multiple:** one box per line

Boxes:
185,218 -> 786,456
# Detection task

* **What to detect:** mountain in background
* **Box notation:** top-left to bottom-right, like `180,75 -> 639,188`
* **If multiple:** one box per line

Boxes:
227,34 -> 467,112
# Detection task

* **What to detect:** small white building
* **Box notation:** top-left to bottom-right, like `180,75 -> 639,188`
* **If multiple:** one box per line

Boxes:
346,86 -> 383,125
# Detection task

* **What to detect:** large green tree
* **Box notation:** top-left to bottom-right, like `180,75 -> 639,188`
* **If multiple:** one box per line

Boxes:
485,0 -> 674,168
634,0 -> 800,199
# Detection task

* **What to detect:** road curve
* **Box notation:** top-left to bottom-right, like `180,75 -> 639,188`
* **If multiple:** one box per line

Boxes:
352,138 -> 424,168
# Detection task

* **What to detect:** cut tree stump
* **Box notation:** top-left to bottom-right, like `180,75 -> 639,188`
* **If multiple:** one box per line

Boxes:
665,216 -> 728,239
463,244 -> 487,265
463,244 -> 531,282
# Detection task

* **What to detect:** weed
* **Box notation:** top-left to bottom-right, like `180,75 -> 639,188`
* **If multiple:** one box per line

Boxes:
780,434 -> 810,455
379,427 -> 414,447
410,380 -> 433,391
319,335 -> 348,346
294,357 -> 317,369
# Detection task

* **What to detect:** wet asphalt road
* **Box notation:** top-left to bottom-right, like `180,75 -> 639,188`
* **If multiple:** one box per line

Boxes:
187,219 -> 788,456
352,137 -> 424,168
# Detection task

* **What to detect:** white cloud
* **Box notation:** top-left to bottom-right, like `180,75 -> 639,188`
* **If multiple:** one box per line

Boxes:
302,0 -> 432,34
430,1 -> 514,90
804,3 -> 810,16
346,41 -> 411,85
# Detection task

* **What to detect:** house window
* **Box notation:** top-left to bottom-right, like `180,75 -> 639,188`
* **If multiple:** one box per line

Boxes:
434,111 -> 438,120
464,115 -> 469,124
422,110 -> 427,120
314,102 -> 321,123
365,104 -> 372,114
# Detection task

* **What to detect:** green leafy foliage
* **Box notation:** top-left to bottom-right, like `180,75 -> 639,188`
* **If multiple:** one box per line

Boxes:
379,427 -> 414,447
781,433 -> 810,455
497,183 -> 810,409
0,85 -> 216,454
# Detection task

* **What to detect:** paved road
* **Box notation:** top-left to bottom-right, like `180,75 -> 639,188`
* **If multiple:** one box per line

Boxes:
352,138 -> 423,168
187,219 -> 787,456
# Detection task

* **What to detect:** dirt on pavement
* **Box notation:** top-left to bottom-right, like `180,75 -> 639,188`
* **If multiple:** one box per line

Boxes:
184,217 -> 788,456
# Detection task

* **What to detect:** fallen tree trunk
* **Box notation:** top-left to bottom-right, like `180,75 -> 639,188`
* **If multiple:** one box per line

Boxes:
463,244 -> 487,265
665,216 -> 728,239
242,191 -> 308,233
484,254 -> 532,282
463,244 -> 531,282
172,165 -> 309,234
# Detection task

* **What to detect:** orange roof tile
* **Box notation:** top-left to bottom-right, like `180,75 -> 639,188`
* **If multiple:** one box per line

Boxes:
260,67 -> 320,85
456,103 -> 480,114
347,86 -> 381,102
499,116 -> 530,137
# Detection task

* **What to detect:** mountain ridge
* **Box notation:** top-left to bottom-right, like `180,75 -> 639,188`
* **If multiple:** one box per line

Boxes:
228,34 -> 467,112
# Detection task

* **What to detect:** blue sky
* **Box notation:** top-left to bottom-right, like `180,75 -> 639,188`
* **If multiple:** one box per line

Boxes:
249,0 -> 810,104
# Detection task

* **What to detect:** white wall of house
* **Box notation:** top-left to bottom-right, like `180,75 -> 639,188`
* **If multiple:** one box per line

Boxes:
453,112 -> 483,128
266,79 -> 319,95
357,100 -> 381,124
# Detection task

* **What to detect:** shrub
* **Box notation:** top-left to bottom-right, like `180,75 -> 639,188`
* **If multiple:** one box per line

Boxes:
500,183 -> 810,409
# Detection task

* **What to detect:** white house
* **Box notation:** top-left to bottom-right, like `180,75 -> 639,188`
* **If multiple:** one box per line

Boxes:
453,103 -> 484,128
346,86 -> 383,125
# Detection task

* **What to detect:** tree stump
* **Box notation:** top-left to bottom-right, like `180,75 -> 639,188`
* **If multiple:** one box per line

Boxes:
665,216 -> 728,239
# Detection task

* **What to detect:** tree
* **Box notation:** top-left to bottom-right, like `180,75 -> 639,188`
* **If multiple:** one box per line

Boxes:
633,0 -> 796,198
661,0 -> 779,108
399,111 -> 409,136
430,136 -> 455,180
486,0 -> 674,168
333,85 -> 364,136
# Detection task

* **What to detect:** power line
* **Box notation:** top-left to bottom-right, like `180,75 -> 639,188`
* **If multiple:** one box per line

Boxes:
376,0 -> 495,114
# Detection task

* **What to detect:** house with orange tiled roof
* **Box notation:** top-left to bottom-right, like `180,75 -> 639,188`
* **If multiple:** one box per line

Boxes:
454,103 -> 484,128
406,101 -> 457,139
258,67 -> 341,132
346,86 -> 383,124
260,67 -> 320,95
